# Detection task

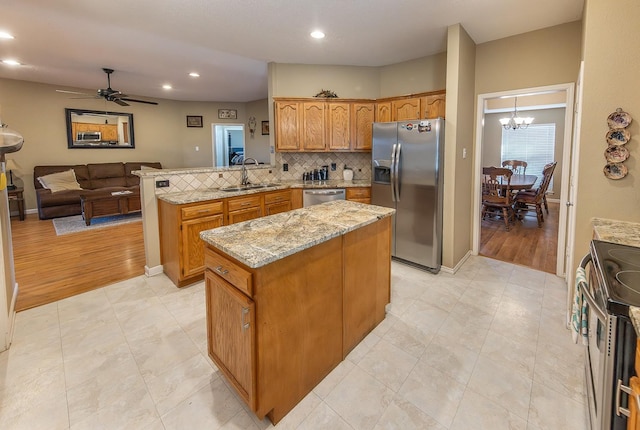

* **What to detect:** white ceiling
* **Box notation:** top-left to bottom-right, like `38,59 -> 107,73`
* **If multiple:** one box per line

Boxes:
0,0 -> 583,103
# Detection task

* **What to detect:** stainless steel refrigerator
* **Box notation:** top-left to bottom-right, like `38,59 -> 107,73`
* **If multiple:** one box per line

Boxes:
371,119 -> 444,273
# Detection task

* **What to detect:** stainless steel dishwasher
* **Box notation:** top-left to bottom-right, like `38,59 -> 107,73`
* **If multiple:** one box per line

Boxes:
303,189 -> 346,207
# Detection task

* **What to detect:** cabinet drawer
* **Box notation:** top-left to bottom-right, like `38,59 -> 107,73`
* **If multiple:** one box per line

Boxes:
181,201 -> 224,220
228,195 -> 262,212
264,190 -> 291,205
205,247 -> 253,296
346,187 -> 371,200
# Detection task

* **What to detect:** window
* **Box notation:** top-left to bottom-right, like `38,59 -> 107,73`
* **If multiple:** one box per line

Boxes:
501,123 -> 556,190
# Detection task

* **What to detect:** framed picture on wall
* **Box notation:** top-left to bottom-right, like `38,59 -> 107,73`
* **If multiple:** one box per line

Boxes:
218,109 -> 237,119
262,121 -> 270,135
186,115 -> 203,127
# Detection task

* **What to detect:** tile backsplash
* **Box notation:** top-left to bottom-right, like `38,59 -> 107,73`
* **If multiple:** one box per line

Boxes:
276,152 -> 372,181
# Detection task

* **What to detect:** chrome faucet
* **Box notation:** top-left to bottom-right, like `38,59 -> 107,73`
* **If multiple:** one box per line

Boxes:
241,157 -> 259,185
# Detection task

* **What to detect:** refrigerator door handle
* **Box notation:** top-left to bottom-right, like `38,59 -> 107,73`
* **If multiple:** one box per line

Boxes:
394,143 -> 401,202
390,143 -> 397,202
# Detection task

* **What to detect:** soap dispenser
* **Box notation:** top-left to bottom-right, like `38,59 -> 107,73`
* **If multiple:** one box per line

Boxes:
343,165 -> 353,181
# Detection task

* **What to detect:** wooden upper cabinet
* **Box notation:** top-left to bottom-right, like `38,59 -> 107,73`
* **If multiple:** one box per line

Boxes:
327,102 -> 351,150
274,101 -> 301,151
392,98 -> 421,121
300,102 -> 326,151
375,102 -> 392,123
352,103 -> 374,151
421,93 -> 446,119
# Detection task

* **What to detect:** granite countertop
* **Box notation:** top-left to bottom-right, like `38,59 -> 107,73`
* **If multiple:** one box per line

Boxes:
592,218 -> 640,248
200,200 -> 394,269
158,179 -> 371,205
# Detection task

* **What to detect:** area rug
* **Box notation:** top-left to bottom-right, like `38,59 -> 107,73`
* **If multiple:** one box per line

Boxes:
52,212 -> 142,236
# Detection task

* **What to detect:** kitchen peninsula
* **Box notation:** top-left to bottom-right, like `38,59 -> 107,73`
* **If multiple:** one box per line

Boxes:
200,200 -> 394,424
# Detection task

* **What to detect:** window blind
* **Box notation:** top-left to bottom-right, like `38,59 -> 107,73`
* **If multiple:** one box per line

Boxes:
501,123 -> 556,190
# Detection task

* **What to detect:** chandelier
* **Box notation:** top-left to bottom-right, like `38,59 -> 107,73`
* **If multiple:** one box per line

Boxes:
499,97 -> 534,130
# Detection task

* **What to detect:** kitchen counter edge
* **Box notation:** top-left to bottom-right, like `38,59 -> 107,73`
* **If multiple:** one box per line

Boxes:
592,218 -> 640,249
158,180 -> 371,205
200,200 -> 394,269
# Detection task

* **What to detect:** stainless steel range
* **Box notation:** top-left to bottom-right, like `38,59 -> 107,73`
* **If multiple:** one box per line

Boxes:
580,240 -> 640,430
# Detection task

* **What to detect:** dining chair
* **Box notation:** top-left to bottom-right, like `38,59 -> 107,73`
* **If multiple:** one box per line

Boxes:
481,167 -> 515,231
502,160 -> 527,175
513,161 -> 557,227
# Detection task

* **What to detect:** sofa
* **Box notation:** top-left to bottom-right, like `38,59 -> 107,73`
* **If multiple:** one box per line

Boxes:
34,162 -> 162,220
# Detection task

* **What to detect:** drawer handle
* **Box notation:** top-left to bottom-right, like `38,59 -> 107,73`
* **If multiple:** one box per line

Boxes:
241,202 -> 252,206
196,209 -> 211,214
215,265 -> 229,275
241,307 -> 250,331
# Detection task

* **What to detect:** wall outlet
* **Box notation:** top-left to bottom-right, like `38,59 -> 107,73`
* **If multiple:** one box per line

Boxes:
283,163 -> 289,171
155,180 -> 170,188
331,163 -> 337,171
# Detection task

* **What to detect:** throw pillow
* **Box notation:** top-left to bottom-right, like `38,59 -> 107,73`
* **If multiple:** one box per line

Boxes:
37,169 -> 83,193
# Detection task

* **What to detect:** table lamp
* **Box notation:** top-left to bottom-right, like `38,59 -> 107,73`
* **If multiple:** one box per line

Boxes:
5,158 -> 21,190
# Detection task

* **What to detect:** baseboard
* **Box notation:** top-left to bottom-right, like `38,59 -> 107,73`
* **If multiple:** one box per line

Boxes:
440,250 -> 472,274
145,265 -> 164,277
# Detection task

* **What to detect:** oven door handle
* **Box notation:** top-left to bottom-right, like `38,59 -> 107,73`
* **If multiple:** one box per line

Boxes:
578,253 -> 607,323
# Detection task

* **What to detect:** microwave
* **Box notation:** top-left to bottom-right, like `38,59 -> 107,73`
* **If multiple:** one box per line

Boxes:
76,131 -> 101,141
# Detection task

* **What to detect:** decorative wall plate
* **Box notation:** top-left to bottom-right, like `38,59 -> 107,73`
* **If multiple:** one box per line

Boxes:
603,162 -> 628,180
606,128 -> 631,145
604,145 -> 630,163
607,108 -> 632,129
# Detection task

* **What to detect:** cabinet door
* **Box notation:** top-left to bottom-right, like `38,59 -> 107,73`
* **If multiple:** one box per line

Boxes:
228,207 -> 262,225
327,102 -> 351,150
274,101 -> 300,151
300,102 -> 326,151
392,98 -> 421,121
265,201 -> 292,215
375,102 -> 392,122
206,271 -> 255,408
351,103 -> 374,151
421,94 -> 446,119
181,214 -> 224,278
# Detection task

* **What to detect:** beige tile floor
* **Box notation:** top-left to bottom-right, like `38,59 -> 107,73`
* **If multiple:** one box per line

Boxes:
0,256 -> 588,429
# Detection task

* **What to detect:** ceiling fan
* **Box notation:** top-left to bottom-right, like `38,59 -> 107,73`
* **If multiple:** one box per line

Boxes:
56,68 -> 158,106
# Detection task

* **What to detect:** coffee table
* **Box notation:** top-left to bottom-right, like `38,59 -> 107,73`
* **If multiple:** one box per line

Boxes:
80,189 -> 141,226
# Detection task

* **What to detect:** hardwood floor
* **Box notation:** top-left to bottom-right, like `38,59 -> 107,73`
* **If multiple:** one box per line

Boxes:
480,201 -> 559,274
11,213 -> 146,311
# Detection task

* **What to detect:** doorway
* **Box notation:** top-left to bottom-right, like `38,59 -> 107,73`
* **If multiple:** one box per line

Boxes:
472,83 -> 575,277
212,124 -> 245,167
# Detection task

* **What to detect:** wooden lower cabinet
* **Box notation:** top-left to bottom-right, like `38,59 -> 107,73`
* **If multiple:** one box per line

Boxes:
227,195 -> 262,224
205,217 -> 391,424
264,190 -> 292,215
159,199 -> 225,287
346,187 -> 371,204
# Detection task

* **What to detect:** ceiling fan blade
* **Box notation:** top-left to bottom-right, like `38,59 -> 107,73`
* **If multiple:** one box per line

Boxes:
120,98 -> 159,105
56,89 -> 92,96
112,99 -> 129,107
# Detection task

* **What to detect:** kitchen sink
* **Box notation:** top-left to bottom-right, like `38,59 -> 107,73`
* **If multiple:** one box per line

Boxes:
219,183 -> 281,192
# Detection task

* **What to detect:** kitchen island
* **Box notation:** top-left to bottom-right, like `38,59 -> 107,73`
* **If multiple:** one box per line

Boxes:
200,200 -> 394,424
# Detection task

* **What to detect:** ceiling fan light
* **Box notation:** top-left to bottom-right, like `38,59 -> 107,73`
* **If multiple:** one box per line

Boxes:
189,72 -> 200,78
0,32 -> 15,40
2,59 -> 21,66
162,84 -> 172,90
310,30 -> 325,39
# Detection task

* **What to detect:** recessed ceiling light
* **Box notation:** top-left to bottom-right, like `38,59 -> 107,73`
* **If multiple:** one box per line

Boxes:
0,32 -> 14,40
2,59 -> 21,66
162,84 -> 172,90
189,72 -> 200,78
310,30 -> 325,39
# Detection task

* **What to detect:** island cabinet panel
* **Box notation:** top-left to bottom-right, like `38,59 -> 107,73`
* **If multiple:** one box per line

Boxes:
205,237 -> 344,424
206,271 -> 256,409
204,213 -> 392,424
343,217 -> 391,354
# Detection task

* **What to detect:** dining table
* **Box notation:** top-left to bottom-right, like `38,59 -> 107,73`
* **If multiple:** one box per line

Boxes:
506,174 -> 538,191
